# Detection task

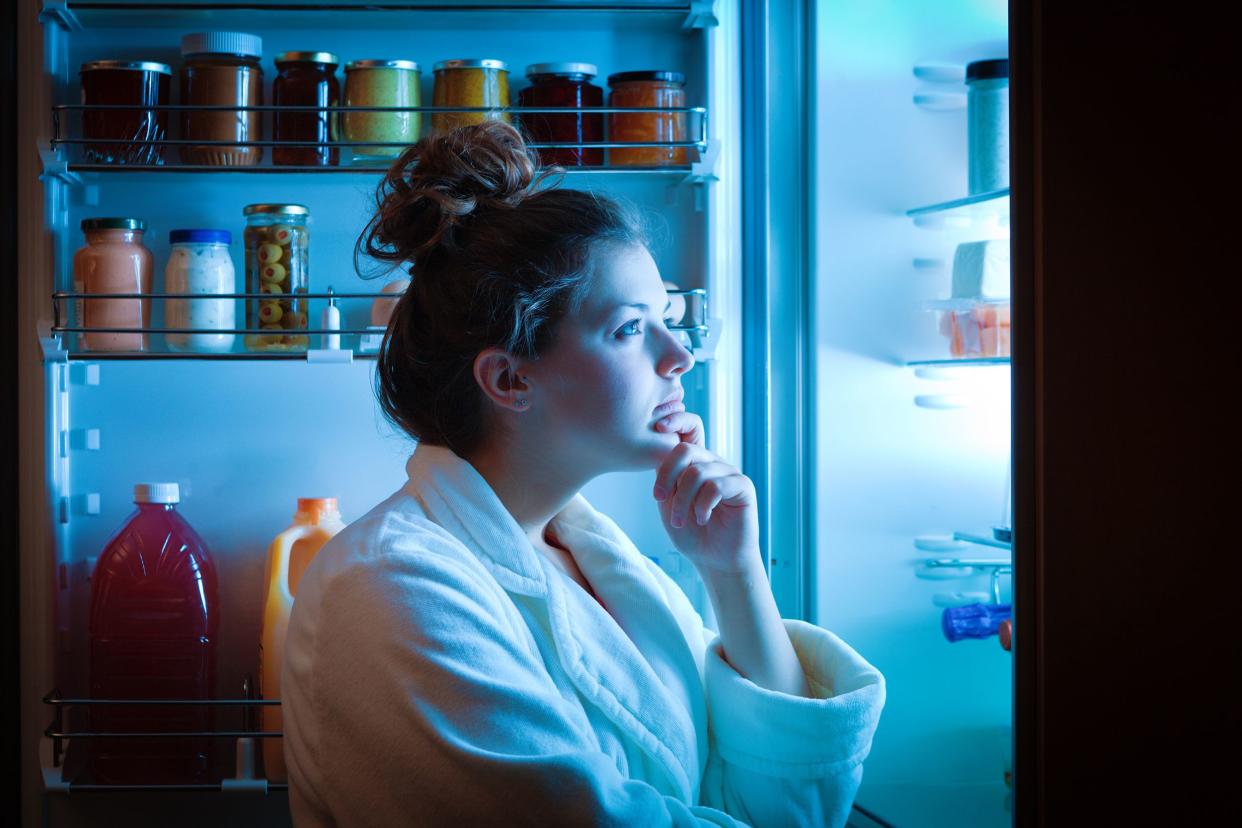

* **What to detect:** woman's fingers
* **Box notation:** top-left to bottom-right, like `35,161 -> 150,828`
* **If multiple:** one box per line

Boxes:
666,460 -> 740,529
654,409 -> 704,446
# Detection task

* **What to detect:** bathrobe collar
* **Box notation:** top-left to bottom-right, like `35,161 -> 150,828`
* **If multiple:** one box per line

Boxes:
403,443 -> 704,801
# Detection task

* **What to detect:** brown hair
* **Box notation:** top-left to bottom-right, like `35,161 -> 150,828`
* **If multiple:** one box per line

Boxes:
357,121 -> 648,456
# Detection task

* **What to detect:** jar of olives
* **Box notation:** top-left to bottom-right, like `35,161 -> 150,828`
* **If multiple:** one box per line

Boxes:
242,203 -> 310,351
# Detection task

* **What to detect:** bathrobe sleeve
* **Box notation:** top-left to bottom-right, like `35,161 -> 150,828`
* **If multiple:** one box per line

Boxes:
297,532 -> 749,828
642,560 -> 887,828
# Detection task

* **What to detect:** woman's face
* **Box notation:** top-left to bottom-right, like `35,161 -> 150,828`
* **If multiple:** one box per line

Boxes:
525,242 -> 696,472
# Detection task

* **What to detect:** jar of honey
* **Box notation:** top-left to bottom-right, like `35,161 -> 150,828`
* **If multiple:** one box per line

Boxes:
432,59 -> 510,134
606,70 -> 694,167
518,63 -> 603,166
273,52 -> 340,166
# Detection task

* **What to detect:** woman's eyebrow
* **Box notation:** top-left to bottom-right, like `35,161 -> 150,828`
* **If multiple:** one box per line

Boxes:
608,299 -> 673,314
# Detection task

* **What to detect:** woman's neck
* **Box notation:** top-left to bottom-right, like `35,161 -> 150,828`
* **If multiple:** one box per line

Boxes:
464,440 -> 592,548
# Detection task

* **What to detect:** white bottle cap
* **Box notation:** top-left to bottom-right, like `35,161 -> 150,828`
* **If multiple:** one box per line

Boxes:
134,482 -> 180,504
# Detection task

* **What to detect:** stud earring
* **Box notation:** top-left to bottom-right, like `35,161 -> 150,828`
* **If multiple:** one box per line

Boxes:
516,399 -> 529,408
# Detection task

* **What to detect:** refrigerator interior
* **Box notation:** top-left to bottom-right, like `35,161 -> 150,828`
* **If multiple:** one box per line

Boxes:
26,1 -> 742,824
812,1 -> 1013,827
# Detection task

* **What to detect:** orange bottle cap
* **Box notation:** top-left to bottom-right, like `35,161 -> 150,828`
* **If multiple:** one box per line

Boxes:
296,497 -> 339,521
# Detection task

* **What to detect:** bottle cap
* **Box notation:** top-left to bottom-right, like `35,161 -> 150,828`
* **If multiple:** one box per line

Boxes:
80,60 -> 172,75
607,70 -> 685,86
966,58 -> 1009,82
181,32 -> 263,59
81,217 -> 146,231
296,498 -> 339,522
526,62 -> 597,79
170,229 -> 231,245
243,203 -> 310,216
275,51 -> 340,66
134,482 -> 180,504
433,58 -> 507,72
345,59 -> 420,71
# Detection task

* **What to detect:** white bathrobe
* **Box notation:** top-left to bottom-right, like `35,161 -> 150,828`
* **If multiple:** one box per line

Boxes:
282,443 -> 884,827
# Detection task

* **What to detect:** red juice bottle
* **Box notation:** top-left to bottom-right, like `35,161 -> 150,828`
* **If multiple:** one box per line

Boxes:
89,482 -> 220,784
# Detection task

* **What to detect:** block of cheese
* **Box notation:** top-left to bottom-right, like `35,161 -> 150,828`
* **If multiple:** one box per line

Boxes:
951,240 -> 1010,299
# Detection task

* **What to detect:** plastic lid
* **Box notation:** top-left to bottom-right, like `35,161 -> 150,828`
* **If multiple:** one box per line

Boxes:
433,58 -> 507,72
243,203 -> 310,216
81,217 -> 146,231
170,229 -> 231,245
607,70 -> 686,86
80,60 -> 172,75
134,482 -> 180,504
181,32 -> 263,58
526,62 -> 598,79
275,51 -> 340,66
346,59 -> 420,71
296,497 -> 340,522
966,58 -> 1009,82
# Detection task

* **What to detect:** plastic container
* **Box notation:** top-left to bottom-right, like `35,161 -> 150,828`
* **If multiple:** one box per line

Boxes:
73,218 -> 153,352
273,52 -> 340,166
164,229 -> 237,353
88,483 -> 220,784
180,32 -> 264,166
242,203 -> 310,352
260,497 -> 346,781
966,58 -> 1009,194
607,70 -> 694,166
942,602 -> 1011,642
343,59 -> 421,163
79,60 -> 171,165
432,58 -> 510,134
937,299 -> 1011,358
518,62 -> 603,166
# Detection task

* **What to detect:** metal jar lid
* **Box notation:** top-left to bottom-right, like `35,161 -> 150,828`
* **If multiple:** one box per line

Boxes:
243,203 -> 310,216
81,217 -> 147,231
607,70 -> 686,86
433,59 -> 507,72
525,62 -> 598,79
80,60 -> 172,75
275,51 -> 340,66
346,59 -> 420,72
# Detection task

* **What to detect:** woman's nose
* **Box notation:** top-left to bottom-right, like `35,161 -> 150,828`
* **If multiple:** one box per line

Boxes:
658,329 -> 695,376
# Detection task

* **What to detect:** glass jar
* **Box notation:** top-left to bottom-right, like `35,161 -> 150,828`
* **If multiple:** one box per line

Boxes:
180,32 -> 264,166
242,204 -> 310,351
607,70 -> 694,167
273,52 -> 340,166
432,59 -> 510,134
966,58 -> 1009,194
164,229 -> 237,354
343,59 -> 421,164
79,61 -> 171,165
72,218 -> 152,352
518,63 -> 603,166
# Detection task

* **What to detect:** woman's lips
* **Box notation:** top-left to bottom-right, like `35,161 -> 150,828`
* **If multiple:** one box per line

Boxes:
652,392 -> 685,420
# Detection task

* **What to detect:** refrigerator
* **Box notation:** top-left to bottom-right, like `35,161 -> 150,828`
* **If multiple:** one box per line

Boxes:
15,1 -> 1013,826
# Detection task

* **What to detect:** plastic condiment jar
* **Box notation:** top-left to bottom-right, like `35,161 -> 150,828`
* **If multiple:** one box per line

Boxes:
180,32 -> 264,166
519,62 -> 603,166
164,229 -> 236,354
260,497 -> 345,782
966,58 -> 1009,194
343,59 -> 421,163
607,70 -> 693,166
432,58 -> 510,134
73,218 -> 153,352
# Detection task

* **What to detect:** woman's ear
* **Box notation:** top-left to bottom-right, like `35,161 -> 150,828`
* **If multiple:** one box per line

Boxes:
472,348 -> 532,412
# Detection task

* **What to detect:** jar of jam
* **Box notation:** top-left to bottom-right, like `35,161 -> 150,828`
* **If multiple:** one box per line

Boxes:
242,204 -> 310,351
273,52 -> 340,166
343,59 -> 421,164
518,63 -> 603,166
180,32 -> 264,166
432,59 -> 510,134
72,218 -> 153,352
607,70 -> 695,167
79,61 -> 171,165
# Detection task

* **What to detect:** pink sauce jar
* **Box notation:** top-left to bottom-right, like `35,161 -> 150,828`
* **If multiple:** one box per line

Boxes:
73,218 -> 153,351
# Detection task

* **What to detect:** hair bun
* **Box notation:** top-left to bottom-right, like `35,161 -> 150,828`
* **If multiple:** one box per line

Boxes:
359,121 -> 545,269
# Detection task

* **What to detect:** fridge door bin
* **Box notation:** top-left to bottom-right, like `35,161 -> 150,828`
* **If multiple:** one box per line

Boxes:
926,298 -> 1011,359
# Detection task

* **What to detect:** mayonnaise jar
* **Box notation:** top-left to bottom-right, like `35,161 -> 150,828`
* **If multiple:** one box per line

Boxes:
164,229 -> 237,353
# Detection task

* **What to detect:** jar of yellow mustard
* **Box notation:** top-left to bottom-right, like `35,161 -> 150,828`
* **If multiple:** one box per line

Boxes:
343,59 -> 421,163
432,58 -> 509,134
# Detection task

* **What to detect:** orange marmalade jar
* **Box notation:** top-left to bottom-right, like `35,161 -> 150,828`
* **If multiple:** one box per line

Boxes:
606,71 -> 695,166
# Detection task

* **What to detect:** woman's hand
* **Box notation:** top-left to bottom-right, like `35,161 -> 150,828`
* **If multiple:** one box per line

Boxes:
652,410 -> 761,575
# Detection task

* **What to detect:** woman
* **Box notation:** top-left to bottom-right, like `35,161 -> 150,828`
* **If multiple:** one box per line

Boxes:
282,121 -> 884,827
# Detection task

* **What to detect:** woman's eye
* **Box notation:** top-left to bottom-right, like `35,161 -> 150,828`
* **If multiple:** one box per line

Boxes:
618,319 -> 642,337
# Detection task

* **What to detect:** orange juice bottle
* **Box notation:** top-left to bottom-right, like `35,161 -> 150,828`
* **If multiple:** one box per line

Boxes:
260,497 -> 345,781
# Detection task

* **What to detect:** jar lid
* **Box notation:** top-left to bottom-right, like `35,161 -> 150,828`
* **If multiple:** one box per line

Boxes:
966,58 -> 1009,82
243,203 -> 310,216
346,59 -> 420,71
134,482 -> 179,504
170,229 -> 232,245
275,51 -> 340,66
81,217 -> 146,231
433,58 -> 507,72
526,62 -> 597,79
607,70 -> 685,86
181,32 -> 262,59
80,60 -> 171,75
